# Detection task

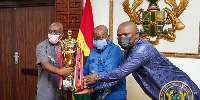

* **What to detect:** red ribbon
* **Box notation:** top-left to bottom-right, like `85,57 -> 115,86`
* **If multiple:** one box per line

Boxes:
80,48 -> 83,90
74,47 -> 83,90
58,47 -> 62,89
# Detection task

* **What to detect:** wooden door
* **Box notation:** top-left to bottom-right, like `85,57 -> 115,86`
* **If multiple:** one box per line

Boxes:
0,6 -> 54,100
0,7 -> 14,100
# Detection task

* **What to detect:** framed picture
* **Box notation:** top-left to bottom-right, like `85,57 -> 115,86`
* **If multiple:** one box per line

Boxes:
109,0 -> 200,58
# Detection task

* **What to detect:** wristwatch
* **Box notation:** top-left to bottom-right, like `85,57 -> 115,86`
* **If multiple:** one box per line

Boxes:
94,74 -> 99,81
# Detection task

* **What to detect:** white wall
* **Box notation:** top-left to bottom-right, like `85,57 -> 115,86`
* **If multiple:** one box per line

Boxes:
85,0 -> 200,99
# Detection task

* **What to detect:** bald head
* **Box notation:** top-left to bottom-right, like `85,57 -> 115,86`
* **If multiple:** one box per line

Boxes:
118,21 -> 137,34
117,21 -> 138,37
93,25 -> 109,41
94,25 -> 108,36
49,22 -> 63,32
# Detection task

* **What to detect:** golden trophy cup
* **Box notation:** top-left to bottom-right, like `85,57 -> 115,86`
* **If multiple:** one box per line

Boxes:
60,30 -> 77,91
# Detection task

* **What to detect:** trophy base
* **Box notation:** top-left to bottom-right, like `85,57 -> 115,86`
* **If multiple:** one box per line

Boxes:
62,79 -> 73,91
62,87 -> 74,91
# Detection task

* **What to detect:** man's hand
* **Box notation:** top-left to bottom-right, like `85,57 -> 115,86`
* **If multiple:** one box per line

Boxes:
73,88 -> 94,94
83,71 -> 98,84
41,61 -> 74,76
73,81 -> 81,93
59,67 -> 74,76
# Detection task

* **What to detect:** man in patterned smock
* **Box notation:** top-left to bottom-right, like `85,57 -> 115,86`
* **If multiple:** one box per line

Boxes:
81,21 -> 200,100
81,25 -> 126,100
36,22 -> 74,100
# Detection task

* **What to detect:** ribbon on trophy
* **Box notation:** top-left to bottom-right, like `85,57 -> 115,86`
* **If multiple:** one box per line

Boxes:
73,47 -> 84,90
58,46 -> 62,89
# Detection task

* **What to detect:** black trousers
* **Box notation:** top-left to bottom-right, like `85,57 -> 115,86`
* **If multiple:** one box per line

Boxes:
90,96 -> 96,100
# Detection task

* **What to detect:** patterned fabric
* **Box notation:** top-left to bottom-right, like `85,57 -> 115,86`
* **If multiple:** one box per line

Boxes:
96,38 -> 200,100
36,39 -> 65,100
84,40 -> 127,100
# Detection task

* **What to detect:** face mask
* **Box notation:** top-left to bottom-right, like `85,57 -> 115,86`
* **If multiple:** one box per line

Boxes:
93,39 -> 108,50
118,37 -> 133,50
48,34 -> 60,44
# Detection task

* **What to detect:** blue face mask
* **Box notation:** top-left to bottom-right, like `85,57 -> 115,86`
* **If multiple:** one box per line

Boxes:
93,39 -> 108,50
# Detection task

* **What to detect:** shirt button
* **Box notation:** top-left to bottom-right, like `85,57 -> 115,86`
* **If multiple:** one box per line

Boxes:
101,58 -> 103,61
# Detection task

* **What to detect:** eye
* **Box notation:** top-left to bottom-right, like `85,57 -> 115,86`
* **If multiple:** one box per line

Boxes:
125,33 -> 131,36
47,29 -> 52,33
117,34 -> 121,37
53,30 -> 59,34
93,37 -> 97,40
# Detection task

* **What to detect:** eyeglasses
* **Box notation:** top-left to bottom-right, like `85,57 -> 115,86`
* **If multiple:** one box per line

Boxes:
93,36 -> 107,40
47,29 -> 63,35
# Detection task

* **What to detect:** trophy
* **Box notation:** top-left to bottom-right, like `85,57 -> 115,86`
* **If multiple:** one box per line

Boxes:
59,30 -> 77,91
59,30 -> 85,92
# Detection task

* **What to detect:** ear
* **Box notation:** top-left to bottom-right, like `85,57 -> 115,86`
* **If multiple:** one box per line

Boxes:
107,35 -> 110,39
136,28 -> 140,37
137,28 -> 139,34
106,35 -> 110,42
60,32 -> 64,39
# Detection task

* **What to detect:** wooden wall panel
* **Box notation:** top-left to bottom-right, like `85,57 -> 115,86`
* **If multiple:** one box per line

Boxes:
55,0 -> 83,99
55,0 -> 83,39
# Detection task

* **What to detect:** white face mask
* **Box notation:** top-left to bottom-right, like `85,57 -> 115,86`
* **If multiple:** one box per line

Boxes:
48,34 -> 60,44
